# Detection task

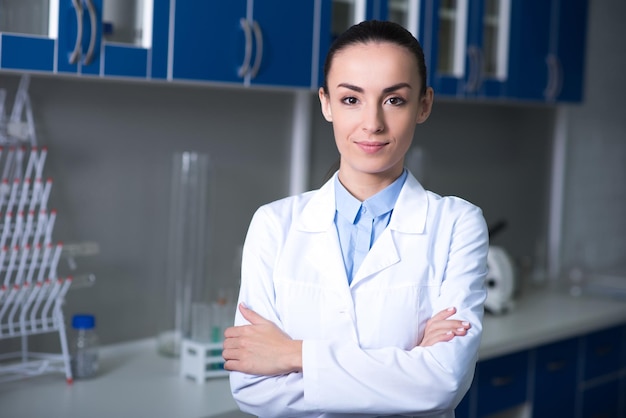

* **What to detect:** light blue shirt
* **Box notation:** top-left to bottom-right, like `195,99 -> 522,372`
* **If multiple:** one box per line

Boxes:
334,170 -> 408,283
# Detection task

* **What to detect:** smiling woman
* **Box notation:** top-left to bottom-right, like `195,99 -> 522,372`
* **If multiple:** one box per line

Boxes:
223,20 -> 489,418
318,40 -> 433,201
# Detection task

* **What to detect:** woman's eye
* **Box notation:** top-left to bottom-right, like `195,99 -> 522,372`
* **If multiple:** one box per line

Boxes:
386,97 -> 406,106
341,97 -> 359,105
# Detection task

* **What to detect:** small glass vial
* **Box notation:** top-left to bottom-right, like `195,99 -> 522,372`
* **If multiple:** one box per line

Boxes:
70,314 -> 99,379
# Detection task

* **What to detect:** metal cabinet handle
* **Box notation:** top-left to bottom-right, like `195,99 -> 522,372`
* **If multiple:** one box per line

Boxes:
546,360 -> 567,372
83,0 -> 97,65
250,20 -> 264,79
238,18 -> 253,78
594,344 -> 614,357
475,47 -> 484,92
490,376 -> 513,387
465,45 -> 480,93
544,54 -> 559,100
69,0 -> 83,65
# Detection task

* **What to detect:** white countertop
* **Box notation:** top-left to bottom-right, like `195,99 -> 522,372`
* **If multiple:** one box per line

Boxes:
480,284 -> 626,360
0,338 -> 244,418
2,286 -> 626,418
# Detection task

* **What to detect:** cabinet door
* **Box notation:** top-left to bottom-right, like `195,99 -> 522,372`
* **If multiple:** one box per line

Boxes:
57,0 -> 103,75
249,0 -> 317,88
150,0 -> 170,79
475,350 -> 529,417
101,0 -> 155,78
317,0 -> 365,89
467,0 -> 511,98
506,0 -> 550,101
428,0 -> 511,98
582,380 -> 621,418
171,1 -> 317,88
583,325 -> 622,382
532,338 -> 579,418
553,0 -> 588,102
171,1 -> 247,83
428,0 -> 470,97
366,0 -> 426,39
508,0 -> 588,103
0,0 -> 55,72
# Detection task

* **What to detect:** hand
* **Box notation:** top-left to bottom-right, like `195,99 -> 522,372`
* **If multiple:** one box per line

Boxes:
419,307 -> 471,347
222,303 -> 303,375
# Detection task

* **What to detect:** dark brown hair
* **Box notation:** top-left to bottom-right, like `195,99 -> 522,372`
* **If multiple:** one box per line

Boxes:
321,20 -> 428,97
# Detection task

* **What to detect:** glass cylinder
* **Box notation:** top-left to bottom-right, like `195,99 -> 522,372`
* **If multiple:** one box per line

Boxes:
157,152 -> 211,357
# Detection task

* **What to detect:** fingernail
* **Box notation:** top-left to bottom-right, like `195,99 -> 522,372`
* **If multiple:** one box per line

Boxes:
462,321 -> 470,327
446,330 -> 453,335
457,327 -> 466,332
447,307 -> 455,311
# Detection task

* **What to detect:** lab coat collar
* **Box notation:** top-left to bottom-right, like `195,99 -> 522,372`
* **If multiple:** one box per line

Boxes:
297,170 -> 429,235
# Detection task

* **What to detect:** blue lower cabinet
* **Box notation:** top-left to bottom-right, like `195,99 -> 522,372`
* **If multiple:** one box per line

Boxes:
582,380 -> 620,418
454,385 -> 472,418
583,326 -> 623,381
475,351 -> 529,417
532,338 -> 579,418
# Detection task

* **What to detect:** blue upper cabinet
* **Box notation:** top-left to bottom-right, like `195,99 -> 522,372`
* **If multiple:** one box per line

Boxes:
0,0 -> 162,79
57,0 -> 157,78
0,0 -> 56,72
320,0 -> 430,90
171,0 -> 319,89
428,0 -> 512,99
508,0 -> 589,103
56,0 -> 103,76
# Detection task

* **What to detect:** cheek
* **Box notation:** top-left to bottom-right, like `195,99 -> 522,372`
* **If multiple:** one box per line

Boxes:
388,114 -> 417,141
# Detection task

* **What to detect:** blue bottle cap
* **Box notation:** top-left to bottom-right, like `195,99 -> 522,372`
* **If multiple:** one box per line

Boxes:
72,314 -> 96,329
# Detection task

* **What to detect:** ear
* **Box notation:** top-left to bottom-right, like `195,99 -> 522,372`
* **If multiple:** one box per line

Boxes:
318,87 -> 333,122
415,87 -> 434,124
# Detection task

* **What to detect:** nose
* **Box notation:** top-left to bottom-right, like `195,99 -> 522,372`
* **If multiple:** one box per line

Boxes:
362,103 -> 385,134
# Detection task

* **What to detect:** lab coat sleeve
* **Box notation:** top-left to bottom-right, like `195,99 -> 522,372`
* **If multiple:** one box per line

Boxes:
303,202 -> 488,416
230,205 -> 318,417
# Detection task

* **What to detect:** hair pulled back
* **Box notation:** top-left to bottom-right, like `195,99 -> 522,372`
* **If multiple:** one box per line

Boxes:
322,20 -> 428,96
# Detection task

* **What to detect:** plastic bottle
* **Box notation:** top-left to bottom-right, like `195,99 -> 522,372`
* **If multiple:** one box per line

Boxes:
70,314 -> 99,379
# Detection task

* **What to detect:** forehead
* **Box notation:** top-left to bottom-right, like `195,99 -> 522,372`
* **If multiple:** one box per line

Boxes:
328,41 -> 421,89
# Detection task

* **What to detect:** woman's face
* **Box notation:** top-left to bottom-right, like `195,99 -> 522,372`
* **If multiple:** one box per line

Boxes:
319,41 -> 433,185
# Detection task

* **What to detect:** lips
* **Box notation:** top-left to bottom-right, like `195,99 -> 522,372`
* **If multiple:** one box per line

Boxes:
355,141 -> 389,154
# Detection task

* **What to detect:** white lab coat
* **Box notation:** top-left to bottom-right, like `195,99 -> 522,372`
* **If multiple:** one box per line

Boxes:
230,171 -> 489,418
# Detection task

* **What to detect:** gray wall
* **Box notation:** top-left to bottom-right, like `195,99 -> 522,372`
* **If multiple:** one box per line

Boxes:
2,0 -> 620,349
560,0 -> 626,277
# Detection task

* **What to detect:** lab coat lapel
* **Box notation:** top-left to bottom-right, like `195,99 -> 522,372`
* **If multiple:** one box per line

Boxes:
298,176 -> 350,289
351,173 -> 428,285
352,228 -> 400,284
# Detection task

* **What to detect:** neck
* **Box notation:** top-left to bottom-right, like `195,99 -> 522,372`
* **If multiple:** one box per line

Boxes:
337,169 -> 403,201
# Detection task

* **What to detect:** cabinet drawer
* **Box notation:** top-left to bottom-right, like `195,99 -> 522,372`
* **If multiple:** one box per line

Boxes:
532,338 -> 579,418
582,380 -> 620,418
476,351 -> 529,417
583,326 -> 623,381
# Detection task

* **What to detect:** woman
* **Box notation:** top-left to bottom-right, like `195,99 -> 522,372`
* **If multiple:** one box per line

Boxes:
223,20 -> 489,418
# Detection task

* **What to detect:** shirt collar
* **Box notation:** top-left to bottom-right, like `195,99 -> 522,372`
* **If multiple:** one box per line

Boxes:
335,170 -> 408,223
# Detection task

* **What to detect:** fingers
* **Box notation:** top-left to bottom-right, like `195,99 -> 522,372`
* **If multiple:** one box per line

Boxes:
419,307 -> 472,347
238,303 -> 269,325
432,306 -> 457,321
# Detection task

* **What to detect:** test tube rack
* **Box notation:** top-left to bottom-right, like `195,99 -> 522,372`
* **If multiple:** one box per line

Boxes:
0,145 -> 76,384
0,76 -> 77,384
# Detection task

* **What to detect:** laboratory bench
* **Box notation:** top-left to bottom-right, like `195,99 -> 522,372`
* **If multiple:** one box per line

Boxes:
1,285 -> 626,418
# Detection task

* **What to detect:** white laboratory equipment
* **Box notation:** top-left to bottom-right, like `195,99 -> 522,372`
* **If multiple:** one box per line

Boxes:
0,75 -> 96,384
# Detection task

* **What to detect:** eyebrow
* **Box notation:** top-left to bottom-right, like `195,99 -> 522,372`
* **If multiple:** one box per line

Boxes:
336,82 -> 413,94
